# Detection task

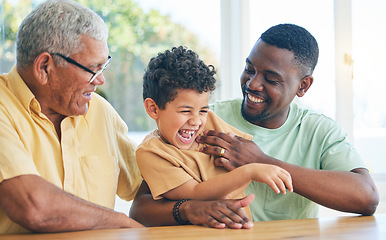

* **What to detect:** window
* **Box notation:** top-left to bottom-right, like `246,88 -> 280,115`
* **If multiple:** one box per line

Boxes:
1,0 -> 385,176
246,0 -> 386,174
352,0 -> 386,174
1,0 -> 220,136
248,0 -> 335,120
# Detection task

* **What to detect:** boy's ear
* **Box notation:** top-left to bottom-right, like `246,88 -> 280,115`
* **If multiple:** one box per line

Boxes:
296,75 -> 313,97
33,52 -> 53,85
144,98 -> 160,120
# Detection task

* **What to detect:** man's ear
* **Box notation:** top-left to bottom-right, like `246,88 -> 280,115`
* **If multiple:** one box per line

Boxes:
32,52 -> 54,85
144,98 -> 160,120
297,75 -> 313,97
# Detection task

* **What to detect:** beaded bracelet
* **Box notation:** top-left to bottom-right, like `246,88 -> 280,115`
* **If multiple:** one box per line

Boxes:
172,198 -> 191,225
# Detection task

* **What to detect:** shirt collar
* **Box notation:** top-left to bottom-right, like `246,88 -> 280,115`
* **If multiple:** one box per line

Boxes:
9,65 -> 40,114
9,65 -> 85,127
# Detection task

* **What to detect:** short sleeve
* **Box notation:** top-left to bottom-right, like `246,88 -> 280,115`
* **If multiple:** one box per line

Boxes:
0,104 -> 39,182
136,145 -> 193,200
114,112 -> 143,201
319,120 -> 366,171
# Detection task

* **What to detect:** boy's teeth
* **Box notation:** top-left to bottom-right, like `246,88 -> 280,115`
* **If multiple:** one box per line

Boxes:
182,130 -> 194,136
179,130 -> 195,139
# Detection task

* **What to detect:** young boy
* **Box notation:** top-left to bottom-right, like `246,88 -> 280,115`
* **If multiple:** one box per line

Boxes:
136,46 -> 293,219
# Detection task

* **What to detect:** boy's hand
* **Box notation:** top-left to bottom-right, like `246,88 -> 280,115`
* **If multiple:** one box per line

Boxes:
249,164 -> 293,194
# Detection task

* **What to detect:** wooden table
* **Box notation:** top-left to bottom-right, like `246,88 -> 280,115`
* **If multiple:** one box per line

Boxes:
1,214 -> 385,240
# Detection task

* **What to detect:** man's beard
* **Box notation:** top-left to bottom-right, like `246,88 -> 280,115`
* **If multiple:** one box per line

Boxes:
241,97 -> 269,125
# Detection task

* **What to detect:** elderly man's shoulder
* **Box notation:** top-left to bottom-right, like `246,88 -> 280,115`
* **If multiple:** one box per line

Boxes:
88,92 -> 119,117
90,92 -> 113,106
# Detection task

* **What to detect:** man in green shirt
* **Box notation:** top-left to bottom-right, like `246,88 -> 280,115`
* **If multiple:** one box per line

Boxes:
130,23 -> 378,228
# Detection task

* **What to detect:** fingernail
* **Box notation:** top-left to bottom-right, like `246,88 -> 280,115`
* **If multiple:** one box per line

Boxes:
243,221 -> 254,229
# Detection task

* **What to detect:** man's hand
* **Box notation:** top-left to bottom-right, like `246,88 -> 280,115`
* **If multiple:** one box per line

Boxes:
197,130 -> 269,171
179,194 -> 255,229
130,181 -> 254,229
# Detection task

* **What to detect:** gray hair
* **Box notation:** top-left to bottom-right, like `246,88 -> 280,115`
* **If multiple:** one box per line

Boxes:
16,0 -> 108,69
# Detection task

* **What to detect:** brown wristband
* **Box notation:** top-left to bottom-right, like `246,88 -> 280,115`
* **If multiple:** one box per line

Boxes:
172,199 -> 191,225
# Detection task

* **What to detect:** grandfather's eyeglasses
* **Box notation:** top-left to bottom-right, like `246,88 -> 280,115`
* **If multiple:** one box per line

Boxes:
50,53 -> 112,83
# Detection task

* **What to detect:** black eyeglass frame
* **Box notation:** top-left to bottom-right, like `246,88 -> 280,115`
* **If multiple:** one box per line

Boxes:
50,52 -> 111,83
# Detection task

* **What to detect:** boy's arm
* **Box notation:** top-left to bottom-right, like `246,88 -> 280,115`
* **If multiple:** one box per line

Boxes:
163,163 -> 292,200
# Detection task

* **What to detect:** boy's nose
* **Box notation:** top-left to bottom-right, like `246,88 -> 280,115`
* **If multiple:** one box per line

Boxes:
189,116 -> 202,126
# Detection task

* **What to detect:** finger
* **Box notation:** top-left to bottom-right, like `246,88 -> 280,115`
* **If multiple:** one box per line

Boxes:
227,132 -> 235,137
199,142 -> 228,156
282,171 -> 293,192
231,198 -> 254,229
277,169 -> 293,193
202,217 -> 227,229
234,194 -> 255,208
211,212 -> 243,229
234,134 -> 249,142
201,130 -> 234,144
266,179 -> 280,194
275,177 -> 287,194
203,200 -> 250,229
213,157 -> 224,167
218,146 -> 226,157
215,157 -> 236,171
222,201 -> 253,227
209,207 -> 245,229
224,196 -> 255,228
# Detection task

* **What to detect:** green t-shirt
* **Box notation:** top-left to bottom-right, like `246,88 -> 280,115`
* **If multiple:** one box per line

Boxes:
211,99 -> 366,221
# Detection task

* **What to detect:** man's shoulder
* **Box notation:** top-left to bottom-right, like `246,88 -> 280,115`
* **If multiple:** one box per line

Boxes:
210,98 -> 242,118
291,102 -> 342,135
210,98 -> 241,110
293,103 -> 336,125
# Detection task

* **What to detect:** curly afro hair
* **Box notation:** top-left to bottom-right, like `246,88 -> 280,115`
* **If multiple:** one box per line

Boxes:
143,46 -> 216,109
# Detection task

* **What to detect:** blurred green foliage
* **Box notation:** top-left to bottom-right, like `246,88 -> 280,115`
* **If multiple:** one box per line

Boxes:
1,0 -> 218,131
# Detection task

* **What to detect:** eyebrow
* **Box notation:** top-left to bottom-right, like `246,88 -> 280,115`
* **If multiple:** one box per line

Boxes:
246,58 -> 282,79
177,105 -> 210,109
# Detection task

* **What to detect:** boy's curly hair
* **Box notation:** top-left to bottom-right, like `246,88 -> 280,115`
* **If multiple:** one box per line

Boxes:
143,46 -> 216,109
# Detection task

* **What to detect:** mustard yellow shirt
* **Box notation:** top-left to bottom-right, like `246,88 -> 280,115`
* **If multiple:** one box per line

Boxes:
0,66 -> 142,234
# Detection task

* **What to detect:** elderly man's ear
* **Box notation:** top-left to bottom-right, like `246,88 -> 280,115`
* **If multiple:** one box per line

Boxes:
33,52 -> 55,85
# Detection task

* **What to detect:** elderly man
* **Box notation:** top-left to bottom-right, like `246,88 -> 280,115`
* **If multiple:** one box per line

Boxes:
0,0 -> 142,234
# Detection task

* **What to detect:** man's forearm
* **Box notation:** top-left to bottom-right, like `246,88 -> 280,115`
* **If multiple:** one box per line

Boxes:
0,175 -> 142,232
130,181 -> 177,226
29,191 -> 141,232
273,160 -> 379,215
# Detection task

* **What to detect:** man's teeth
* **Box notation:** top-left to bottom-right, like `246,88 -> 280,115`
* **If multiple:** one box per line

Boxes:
248,93 -> 264,103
